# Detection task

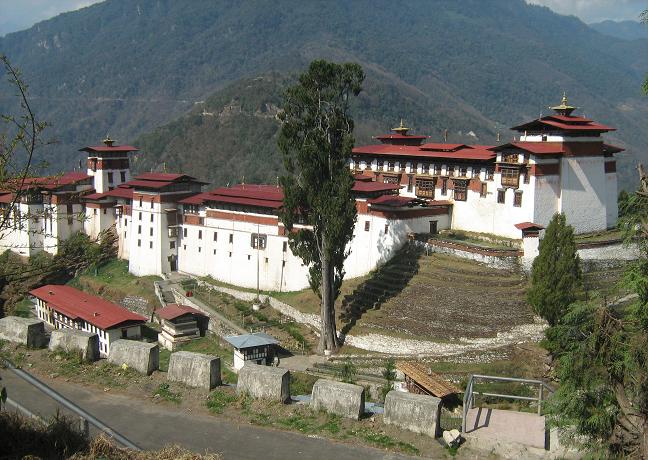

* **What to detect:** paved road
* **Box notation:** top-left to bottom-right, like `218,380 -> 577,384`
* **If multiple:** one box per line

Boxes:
2,369 -> 429,460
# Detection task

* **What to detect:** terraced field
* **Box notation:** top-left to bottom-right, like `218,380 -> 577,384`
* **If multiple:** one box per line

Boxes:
349,252 -> 533,340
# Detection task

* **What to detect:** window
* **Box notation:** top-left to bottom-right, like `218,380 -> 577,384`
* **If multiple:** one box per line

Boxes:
282,241 -> 288,252
229,234 -> 233,244
473,167 -> 481,178
150,214 -> 154,222
213,232 -> 218,241
383,175 -> 399,184
251,233 -> 267,249
388,161 -> 395,172
480,182 -> 488,198
138,212 -> 142,221
139,198 -> 142,207
103,208 -> 107,215
120,171 -> 126,182
501,152 -> 519,164
421,163 -> 430,175
453,180 -> 467,201
137,239 -> 141,247
416,178 -> 435,198
523,168 -> 530,184
486,169 -> 494,181
149,228 -> 153,236
183,244 -> 187,250
433,164 -> 441,175
125,219 -> 128,226
150,200 -> 154,209
170,241 -> 175,249
93,209 -> 97,216
497,189 -> 506,204
447,165 -> 455,176
407,175 -> 413,193
183,228 -> 187,237
107,172 -> 113,183
364,221 -> 370,231
124,231 -> 127,239
459,167 -> 468,177
149,241 -> 153,249
501,168 -> 520,188
441,178 -> 448,195
384,224 -> 389,234
198,247 -> 202,253
198,230 -> 202,240
138,225 -> 141,234
229,252 -> 232,257
514,191 -> 523,207
265,258 -> 269,264
213,249 -> 216,255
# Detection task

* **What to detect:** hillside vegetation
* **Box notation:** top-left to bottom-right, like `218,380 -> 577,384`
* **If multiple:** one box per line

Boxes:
1,0 -> 646,187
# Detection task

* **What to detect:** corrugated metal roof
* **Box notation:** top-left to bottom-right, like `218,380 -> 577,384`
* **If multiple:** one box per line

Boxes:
224,332 -> 279,349
30,285 -> 146,330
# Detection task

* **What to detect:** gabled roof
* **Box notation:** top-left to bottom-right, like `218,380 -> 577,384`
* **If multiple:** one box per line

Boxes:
352,143 -> 496,161
224,332 -> 279,349
102,186 -> 134,199
512,115 -> 614,133
419,143 -> 468,152
156,304 -> 206,321
352,181 -> 401,193
30,285 -> 146,330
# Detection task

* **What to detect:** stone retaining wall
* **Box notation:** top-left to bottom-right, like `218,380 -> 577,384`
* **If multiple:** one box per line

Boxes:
412,240 -> 521,270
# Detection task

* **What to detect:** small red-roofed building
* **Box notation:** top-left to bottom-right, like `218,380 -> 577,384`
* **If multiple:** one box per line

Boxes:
30,284 -> 146,357
155,304 -> 209,351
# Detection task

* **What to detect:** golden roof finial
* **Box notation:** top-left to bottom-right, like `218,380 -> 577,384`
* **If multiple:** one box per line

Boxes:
102,135 -> 115,147
392,118 -> 410,135
550,91 -> 576,115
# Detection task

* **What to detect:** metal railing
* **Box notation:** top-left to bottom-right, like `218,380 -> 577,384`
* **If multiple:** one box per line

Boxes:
2,359 -> 141,450
461,374 -> 555,433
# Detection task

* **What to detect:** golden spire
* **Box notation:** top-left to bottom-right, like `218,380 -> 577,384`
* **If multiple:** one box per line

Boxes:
392,118 -> 410,135
102,135 -> 115,147
549,91 -> 576,115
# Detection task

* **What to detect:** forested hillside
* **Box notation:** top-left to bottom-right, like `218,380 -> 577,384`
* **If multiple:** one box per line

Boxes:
1,0 -> 646,187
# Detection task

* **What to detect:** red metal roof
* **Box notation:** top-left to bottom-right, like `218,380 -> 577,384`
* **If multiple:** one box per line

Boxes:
368,195 -> 422,207
514,222 -> 544,231
30,285 -> 146,330
493,142 -> 565,155
0,193 -> 13,203
353,144 -> 496,161
178,192 -> 213,205
126,179 -> 176,189
103,186 -> 134,199
419,143 -> 467,151
512,115 -> 614,133
79,145 -> 139,153
9,172 -> 92,192
81,192 -> 106,200
156,304 -> 206,320
134,172 -> 193,181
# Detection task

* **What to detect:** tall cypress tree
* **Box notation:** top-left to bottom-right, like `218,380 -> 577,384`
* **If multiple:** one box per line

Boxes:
278,60 -> 364,353
527,212 -> 582,326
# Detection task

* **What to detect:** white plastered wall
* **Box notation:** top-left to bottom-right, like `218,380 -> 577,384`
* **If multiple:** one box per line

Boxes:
559,156 -> 607,234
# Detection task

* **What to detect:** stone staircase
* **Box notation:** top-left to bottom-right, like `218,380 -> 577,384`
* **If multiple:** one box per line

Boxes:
340,244 -> 422,322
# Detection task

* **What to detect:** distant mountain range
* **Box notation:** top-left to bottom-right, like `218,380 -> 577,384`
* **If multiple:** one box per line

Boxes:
590,20 -> 648,41
1,0 -> 646,188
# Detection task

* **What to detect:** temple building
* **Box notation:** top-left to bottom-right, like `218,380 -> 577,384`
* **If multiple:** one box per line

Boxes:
0,96 -> 625,291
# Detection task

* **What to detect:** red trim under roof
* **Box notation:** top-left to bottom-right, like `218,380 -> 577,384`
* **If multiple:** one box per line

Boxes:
79,145 -> 139,153
156,304 -> 206,320
30,285 -> 146,330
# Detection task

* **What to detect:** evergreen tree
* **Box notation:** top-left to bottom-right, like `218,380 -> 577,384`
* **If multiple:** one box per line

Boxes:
278,60 -> 364,353
527,213 -> 582,326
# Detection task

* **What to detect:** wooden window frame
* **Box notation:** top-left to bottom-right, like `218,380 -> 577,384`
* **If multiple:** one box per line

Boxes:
497,189 -> 506,204
500,167 -> 520,188
453,180 -> 468,202
514,191 -> 523,207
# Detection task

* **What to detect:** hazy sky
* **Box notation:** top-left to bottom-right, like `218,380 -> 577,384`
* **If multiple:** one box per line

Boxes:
526,0 -> 646,23
0,0 -> 645,36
